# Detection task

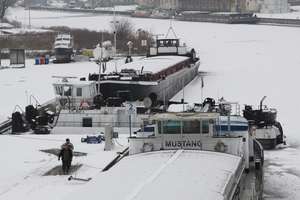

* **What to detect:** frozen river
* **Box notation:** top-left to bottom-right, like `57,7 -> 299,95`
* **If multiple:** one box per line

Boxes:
2,7 -> 300,199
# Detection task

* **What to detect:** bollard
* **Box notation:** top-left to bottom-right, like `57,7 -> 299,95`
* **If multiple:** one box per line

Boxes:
104,125 -> 113,151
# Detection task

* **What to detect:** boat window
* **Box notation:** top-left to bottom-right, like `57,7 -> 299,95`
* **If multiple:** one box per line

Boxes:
76,88 -> 82,97
160,120 -> 181,134
63,86 -> 72,96
82,118 -> 92,127
183,120 -> 200,134
55,86 -> 63,96
201,120 -> 209,134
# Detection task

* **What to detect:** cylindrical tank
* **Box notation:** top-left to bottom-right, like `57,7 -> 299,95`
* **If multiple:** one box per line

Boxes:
40,57 -> 45,65
35,57 -> 40,65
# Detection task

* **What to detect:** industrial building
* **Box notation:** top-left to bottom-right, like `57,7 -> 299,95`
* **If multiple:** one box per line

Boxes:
135,0 -> 290,13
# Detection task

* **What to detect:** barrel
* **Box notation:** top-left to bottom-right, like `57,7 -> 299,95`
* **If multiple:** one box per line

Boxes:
35,57 -> 40,65
40,57 -> 45,65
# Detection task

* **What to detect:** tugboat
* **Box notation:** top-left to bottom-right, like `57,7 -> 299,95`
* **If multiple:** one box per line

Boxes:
243,96 -> 285,149
89,37 -> 200,107
51,76 -> 151,134
53,33 -> 74,63
66,105 -> 264,200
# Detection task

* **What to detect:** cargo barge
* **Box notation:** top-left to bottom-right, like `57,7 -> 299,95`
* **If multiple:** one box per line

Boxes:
89,38 -> 200,107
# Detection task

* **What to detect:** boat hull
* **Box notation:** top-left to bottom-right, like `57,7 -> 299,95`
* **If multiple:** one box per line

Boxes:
256,138 -> 277,150
99,61 -> 200,104
54,48 -> 73,63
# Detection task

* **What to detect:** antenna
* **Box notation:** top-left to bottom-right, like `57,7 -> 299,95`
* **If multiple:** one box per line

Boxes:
200,76 -> 204,103
181,77 -> 185,112
165,16 -> 177,39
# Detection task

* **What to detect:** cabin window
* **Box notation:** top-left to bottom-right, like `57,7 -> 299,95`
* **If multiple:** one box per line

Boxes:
183,120 -> 200,134
158,120 -> 181,134
63,86 -> 72,96
76,88 -> 82,97
158,120 -> 203,134
55,86 -> 63,95
82,118 -> 92,127
201,120 -> 209,134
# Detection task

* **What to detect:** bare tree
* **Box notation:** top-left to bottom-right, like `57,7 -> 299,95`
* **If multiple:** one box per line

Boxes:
0,0 -> 16,20
111,19 -> 135,50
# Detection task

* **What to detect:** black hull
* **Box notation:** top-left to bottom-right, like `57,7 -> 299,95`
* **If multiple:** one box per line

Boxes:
54,48 -> 73,63
98,63 -> 199,104
257,138 -> 277,150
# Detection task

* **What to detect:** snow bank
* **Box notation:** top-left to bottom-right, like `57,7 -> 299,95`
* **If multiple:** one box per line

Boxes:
0,133 -> 128,200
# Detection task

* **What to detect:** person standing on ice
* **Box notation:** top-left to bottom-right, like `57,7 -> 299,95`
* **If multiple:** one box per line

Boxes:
58,138 -> 74,174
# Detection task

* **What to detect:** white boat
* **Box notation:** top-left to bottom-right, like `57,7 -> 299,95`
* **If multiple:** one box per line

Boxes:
65,110 -> 264,200
53,33 -> 74,63
51,77 -> 149,134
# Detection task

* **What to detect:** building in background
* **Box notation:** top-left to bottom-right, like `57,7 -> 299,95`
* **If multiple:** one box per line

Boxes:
260,0 -> 290,13
135,0 -> 290,13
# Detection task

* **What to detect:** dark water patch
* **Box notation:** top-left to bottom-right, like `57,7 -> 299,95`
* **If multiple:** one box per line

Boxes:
287,141 -> 300,149
40,148 -> 87,157
43,164 -> 82,176
285,168 -> 300,178
264,159 -> 284,168
264,189 -> 288,200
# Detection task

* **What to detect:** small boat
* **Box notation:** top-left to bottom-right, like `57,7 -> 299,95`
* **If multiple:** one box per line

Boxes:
51,76 -> 151,134
243,96 -> 285,149
53,33 -> 74,63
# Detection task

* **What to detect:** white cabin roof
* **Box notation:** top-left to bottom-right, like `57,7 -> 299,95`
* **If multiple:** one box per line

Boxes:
55,34 -> 72,39
67,150 -> 242,200
116,55 -> 189,74
53,80 -> 95,87
150,112 -> 220,121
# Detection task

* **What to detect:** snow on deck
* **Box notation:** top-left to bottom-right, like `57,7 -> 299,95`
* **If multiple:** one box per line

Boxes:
114,55 -> 189,74
67,150 -> 242,200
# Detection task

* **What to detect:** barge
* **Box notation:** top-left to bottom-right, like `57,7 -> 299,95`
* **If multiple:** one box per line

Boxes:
89,38 -> 200,107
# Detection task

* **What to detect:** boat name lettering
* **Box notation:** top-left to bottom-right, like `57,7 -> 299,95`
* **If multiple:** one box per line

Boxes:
165,140 -> 202,148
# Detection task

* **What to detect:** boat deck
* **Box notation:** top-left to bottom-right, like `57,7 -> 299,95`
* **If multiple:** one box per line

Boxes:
111,55 -> 190,74
68,150 -> 243,200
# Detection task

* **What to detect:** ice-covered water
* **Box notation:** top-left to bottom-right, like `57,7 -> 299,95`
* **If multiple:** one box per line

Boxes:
2,7 -> 300,199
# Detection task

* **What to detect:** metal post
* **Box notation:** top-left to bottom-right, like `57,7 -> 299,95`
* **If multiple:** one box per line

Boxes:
180,118 -> 183,149
97,60 -> 101,95
129,114 -> 132,137
113,5 -> 117,57
28,0 -> 31,29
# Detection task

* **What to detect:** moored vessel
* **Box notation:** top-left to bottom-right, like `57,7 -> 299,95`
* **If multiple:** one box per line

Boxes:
65,107 -> 264,200
53,33 -> 74,63
89,38 -> 200,107
243,96 -> 285,149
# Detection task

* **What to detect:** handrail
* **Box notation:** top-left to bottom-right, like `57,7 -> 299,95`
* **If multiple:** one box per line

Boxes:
12,105 -> 24,114
29,95 -> 41,107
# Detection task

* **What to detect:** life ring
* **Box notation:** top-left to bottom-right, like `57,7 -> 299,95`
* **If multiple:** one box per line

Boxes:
214,141 -> 227,152
80,100 -> 89,109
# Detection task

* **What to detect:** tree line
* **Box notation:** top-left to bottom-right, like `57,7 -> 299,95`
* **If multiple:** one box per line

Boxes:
0,19 -> 153,56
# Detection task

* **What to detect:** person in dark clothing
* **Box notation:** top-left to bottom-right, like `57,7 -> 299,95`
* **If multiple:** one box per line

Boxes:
58,138 -> 74,174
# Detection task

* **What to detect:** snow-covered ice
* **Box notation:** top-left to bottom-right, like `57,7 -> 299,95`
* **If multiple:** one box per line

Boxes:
0,132 -> 128,200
